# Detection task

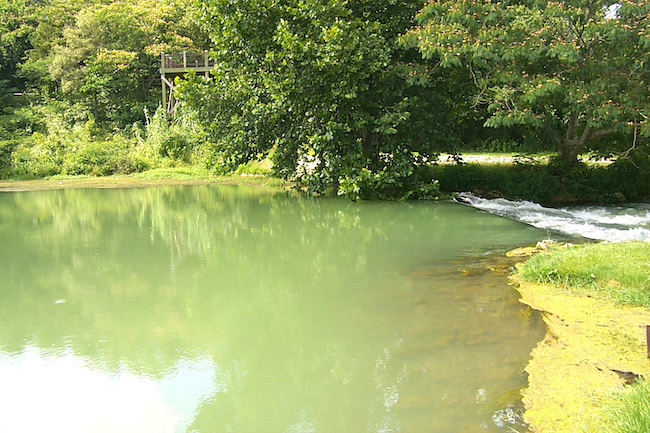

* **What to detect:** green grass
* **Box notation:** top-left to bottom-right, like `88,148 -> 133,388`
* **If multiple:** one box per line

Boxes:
588,378 -> 650,433
129,166 -> 211,180
234,159 -> 272,176
518,242 -> 650,308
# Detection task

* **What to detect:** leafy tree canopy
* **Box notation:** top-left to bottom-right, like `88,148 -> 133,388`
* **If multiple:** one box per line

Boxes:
402,0 -> 650,164
179,0 -> 463,199
46,0 -> 206,125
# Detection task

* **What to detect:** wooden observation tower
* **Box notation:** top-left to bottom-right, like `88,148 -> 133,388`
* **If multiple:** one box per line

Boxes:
160,51 -> 215,117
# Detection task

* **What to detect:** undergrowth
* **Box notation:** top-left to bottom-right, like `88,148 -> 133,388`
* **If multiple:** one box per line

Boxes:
430,158 -> 650,204
3,105 -> 209,179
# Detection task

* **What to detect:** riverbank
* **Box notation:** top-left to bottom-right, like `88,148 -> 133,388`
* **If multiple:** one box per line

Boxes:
0,170 -> 289,193
431,157 -> 649,205
509,242 -> 650,432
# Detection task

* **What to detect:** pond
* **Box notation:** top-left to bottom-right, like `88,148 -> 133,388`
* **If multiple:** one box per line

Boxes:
0,185 -> 554,433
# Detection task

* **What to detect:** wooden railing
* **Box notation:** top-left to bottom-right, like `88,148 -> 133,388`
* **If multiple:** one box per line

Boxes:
160,51 -> 215,118
160,51 -> 216,73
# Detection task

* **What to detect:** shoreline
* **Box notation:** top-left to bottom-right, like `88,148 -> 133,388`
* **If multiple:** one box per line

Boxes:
0,174 -> 290,193
509,265 -> 650,432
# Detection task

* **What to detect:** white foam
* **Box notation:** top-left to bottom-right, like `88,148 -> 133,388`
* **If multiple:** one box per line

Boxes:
455,192 -> 650,242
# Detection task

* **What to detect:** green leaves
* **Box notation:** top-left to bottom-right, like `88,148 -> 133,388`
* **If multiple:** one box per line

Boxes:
405,0 -> 650,163
179,0 -> 452,198
23,0 -> 208,126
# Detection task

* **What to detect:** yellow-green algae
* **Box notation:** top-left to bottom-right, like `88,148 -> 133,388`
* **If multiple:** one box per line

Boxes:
510,265 -> 650,432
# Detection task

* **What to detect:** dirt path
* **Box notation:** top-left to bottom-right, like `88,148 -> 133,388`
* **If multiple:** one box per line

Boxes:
438,153 -> 613,165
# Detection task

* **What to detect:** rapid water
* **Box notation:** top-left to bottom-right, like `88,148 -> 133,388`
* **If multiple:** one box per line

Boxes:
455,192 -> 650,242
0,186 -> 550,433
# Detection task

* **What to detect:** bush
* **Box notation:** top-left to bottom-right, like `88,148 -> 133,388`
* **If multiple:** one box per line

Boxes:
606,151 -> 650,201
11,133 -> 65,177
234,161 -> 271,176
431,158 -> 649,205
62,138 -> 137,176
140,106 -> 204,164
337,163 -> 440,201
159,134 -> 192,160
432,162 -> 559,203
0,140 -> 17,178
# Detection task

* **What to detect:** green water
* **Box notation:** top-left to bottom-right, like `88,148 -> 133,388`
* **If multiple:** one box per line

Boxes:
0,185 -> 548,433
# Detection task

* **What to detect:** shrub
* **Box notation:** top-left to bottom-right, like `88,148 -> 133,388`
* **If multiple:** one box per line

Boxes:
11,133 -> 65,177
0,140 -> 17,178
141,106 -> 203,164
431,157 -> 649,205
234,161 -> 271,176
606,151 -> 650,201
158,133 -> 192,160
62,137 -> 137,176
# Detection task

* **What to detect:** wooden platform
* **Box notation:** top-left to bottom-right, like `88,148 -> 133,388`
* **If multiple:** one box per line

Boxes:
160,51 -> 215,117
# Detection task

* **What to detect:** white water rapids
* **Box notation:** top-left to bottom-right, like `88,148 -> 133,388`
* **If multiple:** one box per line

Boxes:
455,192 -> 650,242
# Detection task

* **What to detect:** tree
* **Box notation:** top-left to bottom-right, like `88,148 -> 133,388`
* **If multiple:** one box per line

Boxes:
402,0 -> 650,164
178,0 -> 463,199
0,0 -> 33,89
46,0 -> 206,126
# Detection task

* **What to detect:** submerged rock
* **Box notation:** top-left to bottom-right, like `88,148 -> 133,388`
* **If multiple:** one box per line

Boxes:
505,246 -> 539,257
535,239 -> 556,250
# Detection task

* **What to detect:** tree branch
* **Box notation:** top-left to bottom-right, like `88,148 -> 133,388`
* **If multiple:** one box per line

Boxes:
566,112 -> 578,141
586,127 -> 615,142
578,124 -> 591,147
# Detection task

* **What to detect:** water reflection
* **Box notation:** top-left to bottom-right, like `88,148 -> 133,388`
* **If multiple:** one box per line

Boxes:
0,186 -> 548,432
0,347 -> 180,433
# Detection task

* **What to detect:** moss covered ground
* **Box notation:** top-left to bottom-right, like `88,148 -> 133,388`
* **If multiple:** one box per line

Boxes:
513,242 -> 650,432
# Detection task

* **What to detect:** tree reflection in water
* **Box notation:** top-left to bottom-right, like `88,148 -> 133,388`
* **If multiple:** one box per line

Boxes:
0,185 -> 547,433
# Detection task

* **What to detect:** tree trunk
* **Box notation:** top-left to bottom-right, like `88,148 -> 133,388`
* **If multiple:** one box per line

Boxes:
361,125 -> 379,169
557,116 -> 615,165
557,139 -> 582,164
557,112 -> 582,164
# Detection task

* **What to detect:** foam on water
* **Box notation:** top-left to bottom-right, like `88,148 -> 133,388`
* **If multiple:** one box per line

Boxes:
455,192 -> 650,242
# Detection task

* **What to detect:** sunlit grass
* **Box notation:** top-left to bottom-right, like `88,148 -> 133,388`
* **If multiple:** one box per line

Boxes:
130,166 -> 211,180
587,378 -> 650,433
518,241 -> 650,307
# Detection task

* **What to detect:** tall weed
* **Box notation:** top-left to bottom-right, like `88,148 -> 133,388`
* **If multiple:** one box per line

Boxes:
137,106 -> 205,165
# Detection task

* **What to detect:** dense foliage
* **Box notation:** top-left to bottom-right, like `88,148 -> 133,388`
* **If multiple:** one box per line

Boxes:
433,159 -> 650,204
178,0 -> 471,199
0,0 -> 648,201
402,0 -> 650,165
0,0 -> 210,178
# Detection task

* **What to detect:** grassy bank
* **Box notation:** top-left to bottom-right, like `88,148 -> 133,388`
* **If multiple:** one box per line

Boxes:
519,242 -> 650,308
430,158 -> 650,205
514,241 -> 650,433
0,167 -> 289,193
594,378 -> 650,433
